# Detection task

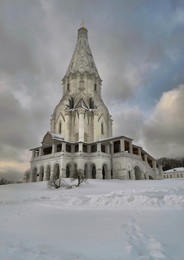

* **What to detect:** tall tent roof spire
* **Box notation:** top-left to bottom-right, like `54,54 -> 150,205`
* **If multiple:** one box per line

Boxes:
64,27 -> 100,78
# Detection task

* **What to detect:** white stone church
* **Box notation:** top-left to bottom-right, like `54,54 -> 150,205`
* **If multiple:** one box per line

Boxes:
30,26 -> 162,182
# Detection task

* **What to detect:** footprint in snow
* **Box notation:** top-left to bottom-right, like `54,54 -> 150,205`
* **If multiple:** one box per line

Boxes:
123,222 -> 173,260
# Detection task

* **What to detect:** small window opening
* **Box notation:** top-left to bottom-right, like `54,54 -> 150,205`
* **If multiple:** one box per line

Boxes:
91,144 -> 97,153
101,144 -> 106,153
59,122 -> 62,134
75,144 -> 79,152
113,140 -> 120,153
101,123 -> 104,135
57,144 -> 62,152
43,146 -> 52,155
94,84 -> 97,91
83,144 -> 87,153
67,83 -> 70,91
66,144 -> 71,153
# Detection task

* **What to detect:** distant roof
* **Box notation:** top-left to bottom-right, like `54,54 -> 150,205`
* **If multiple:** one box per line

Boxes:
64,27 -> 100,78
165,167 -> 184,173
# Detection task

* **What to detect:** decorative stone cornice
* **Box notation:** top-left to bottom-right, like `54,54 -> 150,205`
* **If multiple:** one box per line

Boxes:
78,108 -> 86,114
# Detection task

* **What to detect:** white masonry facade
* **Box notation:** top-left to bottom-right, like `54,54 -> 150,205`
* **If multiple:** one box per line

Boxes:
30,26 -> 162,182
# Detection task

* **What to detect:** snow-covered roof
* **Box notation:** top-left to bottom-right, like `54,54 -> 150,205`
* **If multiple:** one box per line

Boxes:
164,167 -> 184,173
99,135 -> 133,142
49,132 -> 64,141
29,146 -> 41,151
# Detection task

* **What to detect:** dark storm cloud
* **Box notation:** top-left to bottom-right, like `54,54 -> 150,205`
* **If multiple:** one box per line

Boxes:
0,0 -> 184,180
0,88 -> 36,160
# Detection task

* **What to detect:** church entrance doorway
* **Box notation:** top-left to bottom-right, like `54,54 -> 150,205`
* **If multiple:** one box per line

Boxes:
84,164 -> 88,178
66,164 -> 71,178
149,175 -> 153,180
91,164 -> 96,179
102,164 -> 108,179
134,166 -> 142,180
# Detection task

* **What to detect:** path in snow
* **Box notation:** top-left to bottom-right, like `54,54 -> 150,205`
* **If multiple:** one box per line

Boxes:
0,179 -> 184,260
123,218 -> 171,260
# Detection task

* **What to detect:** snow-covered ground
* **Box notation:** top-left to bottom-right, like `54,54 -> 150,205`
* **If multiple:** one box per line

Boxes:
0,179 -> 184,260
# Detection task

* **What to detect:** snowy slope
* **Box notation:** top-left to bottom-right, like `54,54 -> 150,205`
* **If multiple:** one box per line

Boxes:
0,179 -> 184,260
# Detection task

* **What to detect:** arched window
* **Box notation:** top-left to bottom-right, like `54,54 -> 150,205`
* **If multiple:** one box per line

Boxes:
101,123 -> 104,135
69,97 -> 74,109
89,97 -> 94,109
58,122 -> 62,134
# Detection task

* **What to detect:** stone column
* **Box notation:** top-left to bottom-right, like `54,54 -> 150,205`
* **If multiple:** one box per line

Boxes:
138,148 -> 142,157
152,160 -> 157,174
129,141 -> 133,154
71,144 -> 75,153
144,154 -> 148,162
93,110 -> 98,141
60,168 -> 66,178
87,145 -> 91,153
130,169 -> 135,180
120,138 -> 125,152
65,110 -> 70,141
106,144 -> 110,154
52,143 -> 56,154
109,141 -> 113,154
78,108 -> 85,142
39,147 -> 42,157
159,164 -> 163,179
31,150 -> 35,159
96,168 -> 102,179
62,142 -> 66,152
30,170 -> 34,182
79,142 -> 83,152
85,164 -> 90,178
50,169 -> 55,182
97,142 -> 101,152
43,172 -> 47,181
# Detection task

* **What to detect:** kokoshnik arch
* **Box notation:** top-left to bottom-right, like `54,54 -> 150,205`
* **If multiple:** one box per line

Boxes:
29,26 -> 163,182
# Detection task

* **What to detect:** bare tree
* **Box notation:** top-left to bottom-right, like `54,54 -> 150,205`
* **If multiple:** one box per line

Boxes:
47,176 -> 72,189
47,169 -> 87,189
47,178 -> 61,189
23,169 -> 30,183
72,169 -> 86,187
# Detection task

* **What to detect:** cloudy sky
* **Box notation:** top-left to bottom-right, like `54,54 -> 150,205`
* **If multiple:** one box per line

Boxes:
0,0 -> 184,180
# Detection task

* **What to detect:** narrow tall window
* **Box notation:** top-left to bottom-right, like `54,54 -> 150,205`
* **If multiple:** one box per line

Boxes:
59,122 -> 62,134
94,84 -> 97,91
101,123 -> 104,135
67,83 -> 70,91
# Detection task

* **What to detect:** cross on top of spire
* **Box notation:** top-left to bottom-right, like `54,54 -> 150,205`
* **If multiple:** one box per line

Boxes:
80,19 -> 85,28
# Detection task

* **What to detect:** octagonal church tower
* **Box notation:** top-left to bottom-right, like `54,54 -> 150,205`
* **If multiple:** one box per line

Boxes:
50,27 -> 112,143
30,26 -> 162,182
